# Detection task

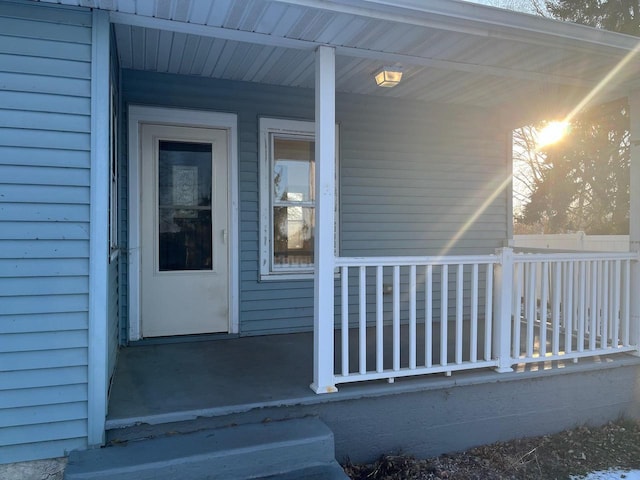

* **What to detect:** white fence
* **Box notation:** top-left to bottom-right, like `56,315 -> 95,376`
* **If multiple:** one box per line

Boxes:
332,248 -> 638,386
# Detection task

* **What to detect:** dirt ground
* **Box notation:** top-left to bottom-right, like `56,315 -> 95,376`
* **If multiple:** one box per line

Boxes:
343,419 -> 640,480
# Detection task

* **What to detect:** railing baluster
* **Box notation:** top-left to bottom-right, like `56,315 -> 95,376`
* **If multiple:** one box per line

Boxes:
589,260 -> 598,351
409,265 -> 417,369
471,263 -> 479,363
577,261 -> 586,352
622,260 -> 630,347
484,264 -> 493,362
359,266 -> 367,375
552,262 -> 561,356
341,266 -> 349,376
601,261 -> 609,348
609,261 -> 615,340
512,263 -> 522,358
456,264 -> 463,365
564,262 -> 574,354
441,264 -> 448,367
426,265 -> 433,368
612,260 -> 621,347
597,260 -> 603,346
540,262 -> 548,357
526,262 -> 536,358
393,265 -> 400,372
376,265 -> 383,373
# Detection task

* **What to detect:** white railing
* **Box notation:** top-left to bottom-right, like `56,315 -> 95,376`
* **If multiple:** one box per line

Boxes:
334,255 -> 499,385
509,249 -> 638,364
331,249 -> 639,387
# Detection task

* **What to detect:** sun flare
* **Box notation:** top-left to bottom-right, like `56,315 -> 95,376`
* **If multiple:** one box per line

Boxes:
536,121 -> 569,149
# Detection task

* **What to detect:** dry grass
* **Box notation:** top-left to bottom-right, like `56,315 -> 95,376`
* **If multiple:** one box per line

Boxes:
343,419 -> 640,479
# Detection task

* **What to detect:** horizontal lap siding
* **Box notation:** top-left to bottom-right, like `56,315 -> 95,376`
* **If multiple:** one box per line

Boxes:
122,70 -> 507,337
340,102 -> 506,257
0,1 -> 92,464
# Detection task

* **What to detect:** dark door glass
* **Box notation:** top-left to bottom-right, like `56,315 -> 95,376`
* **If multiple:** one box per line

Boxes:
158,141 -> 213,271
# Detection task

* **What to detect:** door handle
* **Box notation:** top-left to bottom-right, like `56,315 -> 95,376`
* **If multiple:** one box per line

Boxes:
222,229 -> 228,244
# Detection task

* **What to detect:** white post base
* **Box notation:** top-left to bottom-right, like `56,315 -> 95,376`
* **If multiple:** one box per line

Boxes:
310,382 -> 338,394
494,366 -> 514,373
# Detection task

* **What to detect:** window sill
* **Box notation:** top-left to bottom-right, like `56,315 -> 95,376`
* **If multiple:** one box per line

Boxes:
260,272 -> 314,282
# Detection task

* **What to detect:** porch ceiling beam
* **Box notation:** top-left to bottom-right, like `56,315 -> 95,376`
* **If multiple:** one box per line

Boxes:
274,0 -> 640,56
109,11 -> 598,88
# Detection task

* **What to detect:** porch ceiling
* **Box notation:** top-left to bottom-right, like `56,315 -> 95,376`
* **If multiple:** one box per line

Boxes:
38,0 -> 640,116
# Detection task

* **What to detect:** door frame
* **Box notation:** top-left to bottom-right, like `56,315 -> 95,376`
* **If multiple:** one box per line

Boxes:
128,105 -> 239,340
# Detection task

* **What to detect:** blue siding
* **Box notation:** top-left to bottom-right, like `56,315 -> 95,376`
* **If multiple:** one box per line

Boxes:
121,70 -> 507,337
0,0 -> 92,464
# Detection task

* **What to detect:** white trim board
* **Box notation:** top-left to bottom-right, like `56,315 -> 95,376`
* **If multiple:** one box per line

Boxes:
127,106 -> 239,340
88,9 -> 110,447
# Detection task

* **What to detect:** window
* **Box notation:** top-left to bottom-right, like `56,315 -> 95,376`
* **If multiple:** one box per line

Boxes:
259,118 -> 338,279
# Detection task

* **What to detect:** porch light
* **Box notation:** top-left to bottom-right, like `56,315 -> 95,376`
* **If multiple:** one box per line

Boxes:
374,66 -> 403,87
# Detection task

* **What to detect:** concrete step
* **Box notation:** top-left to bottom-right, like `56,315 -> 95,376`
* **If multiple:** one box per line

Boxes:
65,417 -> 347,480
257,462 -> 349,479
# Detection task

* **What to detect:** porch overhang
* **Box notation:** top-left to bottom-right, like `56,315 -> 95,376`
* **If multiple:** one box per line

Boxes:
36,0 -> 640,123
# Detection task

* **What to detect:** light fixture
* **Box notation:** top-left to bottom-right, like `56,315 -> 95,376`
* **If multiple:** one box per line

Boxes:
374,66 -> 403,87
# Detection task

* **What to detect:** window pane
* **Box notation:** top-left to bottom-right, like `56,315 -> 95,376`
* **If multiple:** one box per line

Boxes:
273,206 -> 315,267
273,138 -> 315,202
159,209 -> 212,271
158,141 -> 213,271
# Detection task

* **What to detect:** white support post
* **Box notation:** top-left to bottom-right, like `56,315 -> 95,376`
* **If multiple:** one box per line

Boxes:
311,45 -> 338,393
629,90 -> 640,355
493,247 -> 514,372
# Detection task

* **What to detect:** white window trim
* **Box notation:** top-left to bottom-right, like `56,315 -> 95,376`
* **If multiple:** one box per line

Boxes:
108,82 -> 119,263
259,117 -> 339,280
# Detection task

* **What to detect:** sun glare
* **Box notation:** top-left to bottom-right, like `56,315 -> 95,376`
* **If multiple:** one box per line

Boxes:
536,121 -> 569,149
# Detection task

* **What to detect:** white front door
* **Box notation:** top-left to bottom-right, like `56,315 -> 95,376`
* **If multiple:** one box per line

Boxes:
140,124 -> 229,337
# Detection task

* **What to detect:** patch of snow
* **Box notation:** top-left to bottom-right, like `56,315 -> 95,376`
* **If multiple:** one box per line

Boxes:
572,470 -> 640,480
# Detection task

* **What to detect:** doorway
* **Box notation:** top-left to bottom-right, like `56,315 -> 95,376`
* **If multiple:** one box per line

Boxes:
128,107 -> 238,340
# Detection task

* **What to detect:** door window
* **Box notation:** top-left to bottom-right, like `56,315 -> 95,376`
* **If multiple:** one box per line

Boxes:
157,140 -> 213,271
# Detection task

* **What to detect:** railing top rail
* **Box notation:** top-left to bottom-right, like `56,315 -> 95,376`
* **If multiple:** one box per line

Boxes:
512,251 -> 638,263
335,254 -> 498,267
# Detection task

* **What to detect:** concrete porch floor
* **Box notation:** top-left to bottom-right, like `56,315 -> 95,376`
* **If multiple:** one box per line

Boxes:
107,332 -> 319,427
107,323 -> 486,428
106,322 -> 634,430
108,317 -> 494,424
